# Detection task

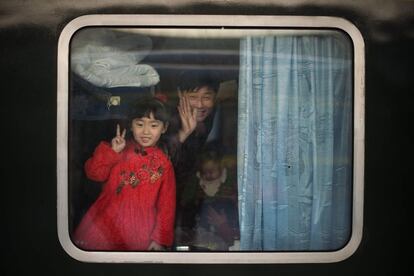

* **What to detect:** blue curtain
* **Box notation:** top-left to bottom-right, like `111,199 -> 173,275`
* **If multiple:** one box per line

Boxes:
238,34 -> 353,251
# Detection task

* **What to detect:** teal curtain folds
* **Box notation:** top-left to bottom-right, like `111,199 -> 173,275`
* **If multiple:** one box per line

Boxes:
238,34 -> 353,250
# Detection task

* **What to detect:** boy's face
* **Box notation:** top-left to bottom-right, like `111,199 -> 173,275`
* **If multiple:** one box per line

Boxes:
131,113 -> 168,148
200,160 -> 222,181
184,86 -> 216,122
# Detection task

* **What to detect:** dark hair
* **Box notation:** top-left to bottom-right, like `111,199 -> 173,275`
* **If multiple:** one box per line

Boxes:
128,97 -> 170,125
177,70 -> 220,93
197,142 -> 224,170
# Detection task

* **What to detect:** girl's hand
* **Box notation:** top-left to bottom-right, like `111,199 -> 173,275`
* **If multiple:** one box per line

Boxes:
147,240 -> 165,251
177,91 -> 197,143
111,124 -> 126,153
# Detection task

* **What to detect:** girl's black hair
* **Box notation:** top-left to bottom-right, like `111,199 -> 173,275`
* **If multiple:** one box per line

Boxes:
127,96 -> 170,125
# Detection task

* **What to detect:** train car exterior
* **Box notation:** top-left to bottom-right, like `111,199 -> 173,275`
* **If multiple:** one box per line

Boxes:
1,0 -> 412,275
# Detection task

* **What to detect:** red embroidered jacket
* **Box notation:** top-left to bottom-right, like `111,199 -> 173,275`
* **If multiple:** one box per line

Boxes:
73,141 -> 176,250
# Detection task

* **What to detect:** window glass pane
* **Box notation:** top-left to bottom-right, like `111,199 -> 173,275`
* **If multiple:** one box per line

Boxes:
65,25 -> 355,257
69,28 -> 240,252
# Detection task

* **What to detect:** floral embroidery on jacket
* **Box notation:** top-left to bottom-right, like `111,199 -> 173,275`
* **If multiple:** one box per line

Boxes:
116,153 -> 165,195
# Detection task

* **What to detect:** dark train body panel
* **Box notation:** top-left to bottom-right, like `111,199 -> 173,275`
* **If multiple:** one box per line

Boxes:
1,0 -> 412,275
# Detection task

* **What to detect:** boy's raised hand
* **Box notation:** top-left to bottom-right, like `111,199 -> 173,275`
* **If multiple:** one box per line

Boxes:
177,90 -> 197,143
111,124 -> 126,153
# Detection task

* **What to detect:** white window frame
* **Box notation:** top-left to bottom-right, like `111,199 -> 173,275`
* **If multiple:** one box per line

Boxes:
57,14 -> 365,263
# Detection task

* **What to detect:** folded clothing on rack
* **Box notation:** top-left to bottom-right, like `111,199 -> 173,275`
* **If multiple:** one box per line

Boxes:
71,28 -> 159,88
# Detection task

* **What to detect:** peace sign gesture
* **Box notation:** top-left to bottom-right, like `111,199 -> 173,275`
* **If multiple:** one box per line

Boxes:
177,90 -> 197,143
111,124 -> 126,153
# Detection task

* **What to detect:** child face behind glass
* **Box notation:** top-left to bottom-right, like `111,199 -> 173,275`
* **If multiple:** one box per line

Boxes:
131,112 -> 168,148
200,160 -> 222,181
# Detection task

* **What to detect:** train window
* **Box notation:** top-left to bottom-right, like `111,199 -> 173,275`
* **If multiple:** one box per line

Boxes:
57,15 -> 364,263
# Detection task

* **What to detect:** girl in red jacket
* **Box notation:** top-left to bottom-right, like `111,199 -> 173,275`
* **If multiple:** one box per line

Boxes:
73,97 -> 176,251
